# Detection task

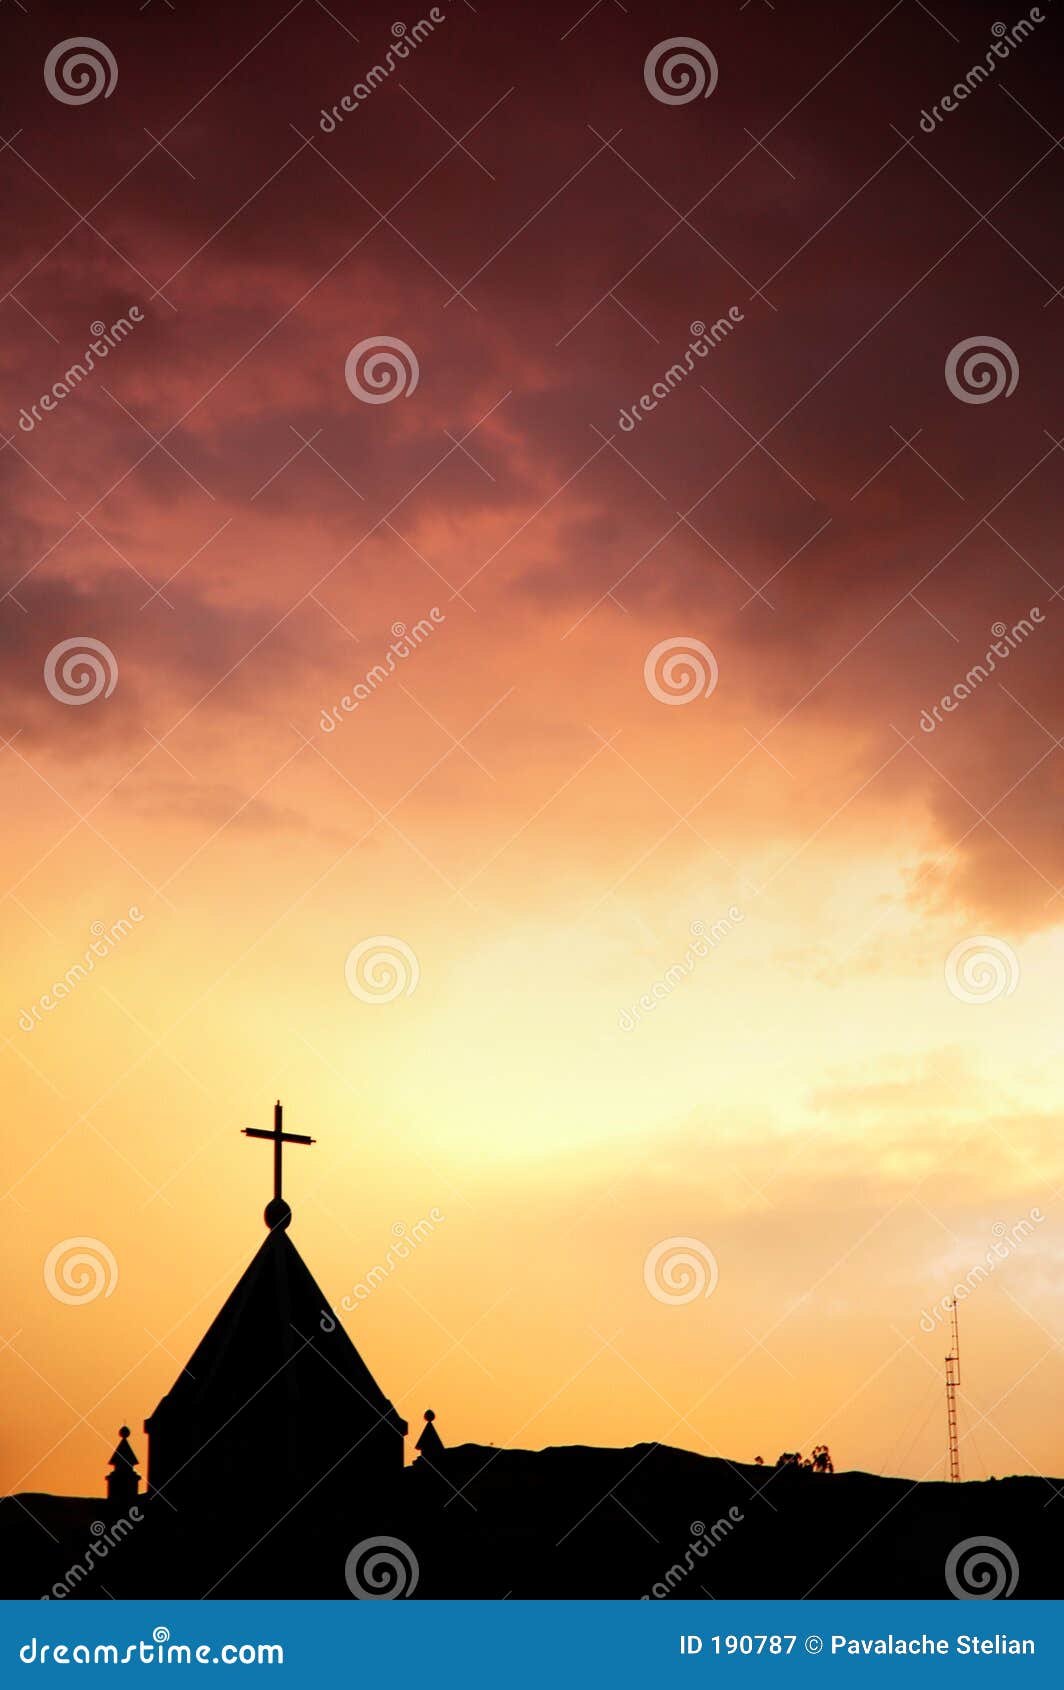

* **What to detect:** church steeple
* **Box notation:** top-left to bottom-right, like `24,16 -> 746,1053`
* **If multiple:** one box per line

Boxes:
105,1425 -> 140,1507
142,1101 -> 407,1515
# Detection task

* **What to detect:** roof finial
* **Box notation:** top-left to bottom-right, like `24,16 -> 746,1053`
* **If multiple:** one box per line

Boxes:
241,1099 -> 316,1230
415,1408 -> 445,1467
106,1424 -> 140,1506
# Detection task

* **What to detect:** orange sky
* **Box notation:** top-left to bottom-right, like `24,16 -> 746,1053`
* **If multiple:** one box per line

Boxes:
2,0 -> 1064,1500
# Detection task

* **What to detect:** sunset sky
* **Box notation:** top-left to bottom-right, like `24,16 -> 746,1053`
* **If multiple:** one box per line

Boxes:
3,0 -> 1064,1505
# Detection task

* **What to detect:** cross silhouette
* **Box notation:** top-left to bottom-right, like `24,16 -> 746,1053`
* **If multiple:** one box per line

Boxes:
242,1100 -> 314,1230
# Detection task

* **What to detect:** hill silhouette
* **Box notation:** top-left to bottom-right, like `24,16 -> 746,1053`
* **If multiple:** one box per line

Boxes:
5,1442 -> 1060,1599
9,1111 -> 1054,1602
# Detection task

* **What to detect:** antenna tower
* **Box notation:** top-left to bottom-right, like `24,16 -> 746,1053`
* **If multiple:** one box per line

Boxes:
945,1297 -> 961,1483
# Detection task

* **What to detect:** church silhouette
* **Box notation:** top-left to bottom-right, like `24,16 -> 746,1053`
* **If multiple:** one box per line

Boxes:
5,1098 -> 1060,1599
142,1103 -> 408,1519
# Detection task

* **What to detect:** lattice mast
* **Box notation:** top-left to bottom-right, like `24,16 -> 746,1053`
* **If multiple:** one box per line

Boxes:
945,1297 -> 961,1483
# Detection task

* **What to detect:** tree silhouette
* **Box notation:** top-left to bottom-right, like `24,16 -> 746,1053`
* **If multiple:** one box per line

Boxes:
771,1445 -> 834,1473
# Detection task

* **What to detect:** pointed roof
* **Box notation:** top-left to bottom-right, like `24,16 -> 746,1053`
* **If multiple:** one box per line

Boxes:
148,1227 -> 406,1437
143,1105 -> 407,1512
109,1429 -> 139,1469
